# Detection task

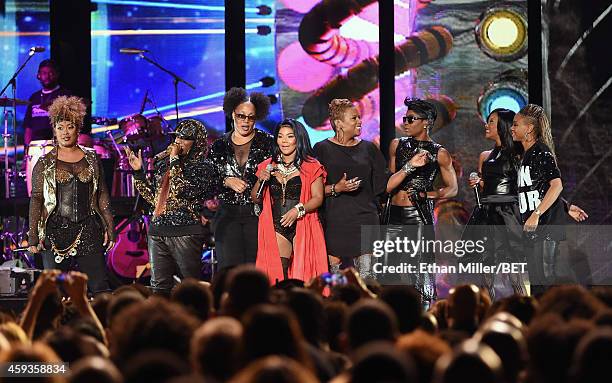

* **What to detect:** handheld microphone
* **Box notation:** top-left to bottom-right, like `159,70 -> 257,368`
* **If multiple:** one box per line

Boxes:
30,46 -> 45,53
120,48 -> 149,54
155,151 -> 170,161
256,164 -> 275,199
469,172 -> 482,209
154,143 -> 181,161
155,147 -> 172,161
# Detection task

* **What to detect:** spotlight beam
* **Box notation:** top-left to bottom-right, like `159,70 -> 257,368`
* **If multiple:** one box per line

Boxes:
90,106 -> 224,134
92,0 -> 261,13
139,78 -> 272,115
92,29 -> 260,36
91,79 -> 271,134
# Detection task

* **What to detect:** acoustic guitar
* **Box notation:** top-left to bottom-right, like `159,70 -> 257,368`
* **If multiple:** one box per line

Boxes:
107,217 -> 150,279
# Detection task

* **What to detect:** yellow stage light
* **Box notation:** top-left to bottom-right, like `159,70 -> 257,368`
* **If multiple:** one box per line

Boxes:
475,5 -> 527,62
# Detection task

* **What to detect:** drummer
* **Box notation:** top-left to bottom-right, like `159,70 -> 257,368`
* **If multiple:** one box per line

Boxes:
23,59 -> 72,146
23,60 -> 73,196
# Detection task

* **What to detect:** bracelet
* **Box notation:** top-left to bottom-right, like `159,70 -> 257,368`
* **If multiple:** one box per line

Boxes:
331,184 -> 339,197
402,162 -> 416,175
295,203 -> 306,219
223,176 -> 231,187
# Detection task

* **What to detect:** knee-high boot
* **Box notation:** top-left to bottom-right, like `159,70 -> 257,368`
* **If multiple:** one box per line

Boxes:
281,257 -> 291,280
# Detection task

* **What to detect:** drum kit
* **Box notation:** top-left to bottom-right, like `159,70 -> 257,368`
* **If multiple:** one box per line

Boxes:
1,94 -> 170,198
92,110 -> 169,197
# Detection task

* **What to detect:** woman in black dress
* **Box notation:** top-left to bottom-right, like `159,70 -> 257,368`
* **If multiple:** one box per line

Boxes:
313,99 -> 387,278
465,108 -> 526,300
209,88 -> 274,270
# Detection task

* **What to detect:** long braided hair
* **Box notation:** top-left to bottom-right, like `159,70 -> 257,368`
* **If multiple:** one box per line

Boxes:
518,104 -> 556,160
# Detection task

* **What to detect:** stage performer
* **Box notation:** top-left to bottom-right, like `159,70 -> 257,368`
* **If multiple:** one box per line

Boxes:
126,119 -> 216,295
463,109 -> 526,300
252,119 -> 327,282
209,87 -> 273,270
511,104 -> 566,296
27,96 -> 113,294
385,98 -> 457,302
313,99 -> 387,279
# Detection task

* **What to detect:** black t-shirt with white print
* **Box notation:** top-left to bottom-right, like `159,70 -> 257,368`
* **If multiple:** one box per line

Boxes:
23,86 -> 72,141
517,141 -> 565,240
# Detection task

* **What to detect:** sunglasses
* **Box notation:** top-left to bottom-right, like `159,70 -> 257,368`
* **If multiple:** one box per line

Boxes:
403,115 -> 427,124
235,113 -> 257,122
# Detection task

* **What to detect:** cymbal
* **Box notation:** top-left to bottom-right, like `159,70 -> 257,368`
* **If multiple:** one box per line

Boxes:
0,97 -> 30,107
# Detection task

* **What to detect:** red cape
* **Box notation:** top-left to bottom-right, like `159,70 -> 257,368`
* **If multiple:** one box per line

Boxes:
256,158 -> 329,284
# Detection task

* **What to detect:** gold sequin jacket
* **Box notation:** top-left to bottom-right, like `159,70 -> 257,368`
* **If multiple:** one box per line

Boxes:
132,147 -> 218,236
28,145 -> 115,246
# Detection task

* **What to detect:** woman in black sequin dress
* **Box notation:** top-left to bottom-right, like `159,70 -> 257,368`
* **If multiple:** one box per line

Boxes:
209,88 -> 274,270
385,98 -> 457,302
28,96 -> 114,293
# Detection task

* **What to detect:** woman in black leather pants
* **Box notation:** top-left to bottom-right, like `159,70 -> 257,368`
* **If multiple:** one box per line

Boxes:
385,98 -> 457,303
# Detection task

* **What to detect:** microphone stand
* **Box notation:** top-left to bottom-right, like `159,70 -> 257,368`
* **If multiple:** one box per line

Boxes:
137,53 -> 195,124
1,50 -> 37,199
1,49 -> 38,266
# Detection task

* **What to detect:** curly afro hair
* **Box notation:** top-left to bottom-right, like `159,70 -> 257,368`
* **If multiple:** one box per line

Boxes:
48,96 -> 87,131
222,87 -> 270,121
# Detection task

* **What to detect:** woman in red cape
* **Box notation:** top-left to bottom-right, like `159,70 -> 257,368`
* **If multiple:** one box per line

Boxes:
252,119 -> 328,283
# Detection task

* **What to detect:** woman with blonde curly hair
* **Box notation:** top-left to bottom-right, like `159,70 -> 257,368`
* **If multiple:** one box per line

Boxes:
27,96 -> 114,294
313,99 -> 387,278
